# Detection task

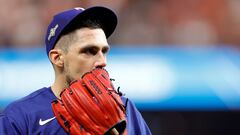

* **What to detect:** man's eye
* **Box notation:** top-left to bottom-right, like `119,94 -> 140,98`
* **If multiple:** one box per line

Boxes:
102,48 -> 109,54
84,48 -> 98,55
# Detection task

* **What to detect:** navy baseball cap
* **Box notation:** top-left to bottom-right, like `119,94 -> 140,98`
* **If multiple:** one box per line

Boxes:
45,6 -> 117,57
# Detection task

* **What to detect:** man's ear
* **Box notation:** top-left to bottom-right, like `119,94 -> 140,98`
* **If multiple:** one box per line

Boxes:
49,49 -> 64,67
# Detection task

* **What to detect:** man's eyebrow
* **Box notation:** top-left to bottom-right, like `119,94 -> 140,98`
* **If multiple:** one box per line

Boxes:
80,44 -> 110,50
103,45 -> 110,50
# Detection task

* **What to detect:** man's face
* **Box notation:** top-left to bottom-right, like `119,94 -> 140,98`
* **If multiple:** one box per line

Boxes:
63,28 -> 109,84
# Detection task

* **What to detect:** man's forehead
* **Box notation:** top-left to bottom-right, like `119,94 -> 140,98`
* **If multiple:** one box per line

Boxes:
74,28 -> 108,42
66,28 -> 108,49
75,27 -> 106,35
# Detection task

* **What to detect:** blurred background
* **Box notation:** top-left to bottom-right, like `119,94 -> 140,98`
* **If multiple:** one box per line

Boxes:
1,0 -> 240,135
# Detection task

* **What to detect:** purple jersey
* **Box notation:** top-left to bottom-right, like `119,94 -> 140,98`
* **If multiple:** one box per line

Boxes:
0,87 -> 151,135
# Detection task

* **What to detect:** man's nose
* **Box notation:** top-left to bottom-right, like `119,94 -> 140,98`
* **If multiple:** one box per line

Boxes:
94,52 -> 107,68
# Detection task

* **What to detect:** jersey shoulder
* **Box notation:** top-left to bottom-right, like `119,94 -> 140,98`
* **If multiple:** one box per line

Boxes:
1,87 -> 62,135
3,87 -> 55,115
121,96 -> 152,135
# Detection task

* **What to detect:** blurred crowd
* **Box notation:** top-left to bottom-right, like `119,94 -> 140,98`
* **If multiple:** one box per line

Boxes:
0,0 -> 240,49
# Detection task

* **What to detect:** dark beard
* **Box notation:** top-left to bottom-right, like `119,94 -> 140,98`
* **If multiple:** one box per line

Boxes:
66,74 -> 74,86
64,61 -> 74,86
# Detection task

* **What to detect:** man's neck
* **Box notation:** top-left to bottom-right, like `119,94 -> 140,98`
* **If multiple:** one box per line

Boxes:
51,76 -> 67,99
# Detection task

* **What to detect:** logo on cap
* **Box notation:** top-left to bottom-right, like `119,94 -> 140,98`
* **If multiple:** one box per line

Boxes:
48,24 -> 59,41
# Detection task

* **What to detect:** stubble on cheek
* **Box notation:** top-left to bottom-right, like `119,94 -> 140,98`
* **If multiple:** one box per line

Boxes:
64,62 -> 85,86
64,61 -> 74,86
65,75 -> 73,86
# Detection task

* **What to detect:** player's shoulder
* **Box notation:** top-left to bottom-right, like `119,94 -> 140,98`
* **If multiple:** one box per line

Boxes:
1,87 -> 58,134
121,96 -> 134,107
3,87 -> 53,115
121,96 -> 142,116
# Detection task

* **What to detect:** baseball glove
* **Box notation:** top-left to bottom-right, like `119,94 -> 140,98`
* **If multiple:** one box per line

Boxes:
51,68 -> 127,135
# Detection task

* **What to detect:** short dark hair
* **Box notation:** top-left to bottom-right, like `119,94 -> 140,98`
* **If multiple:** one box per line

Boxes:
61,19 -> 102,37
54,19 -> 102,53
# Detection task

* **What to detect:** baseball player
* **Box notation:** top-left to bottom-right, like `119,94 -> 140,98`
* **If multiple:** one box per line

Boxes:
0,6 -> 151,135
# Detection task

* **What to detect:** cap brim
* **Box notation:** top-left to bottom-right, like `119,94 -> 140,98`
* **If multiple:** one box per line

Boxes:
63,6 -> 117,38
